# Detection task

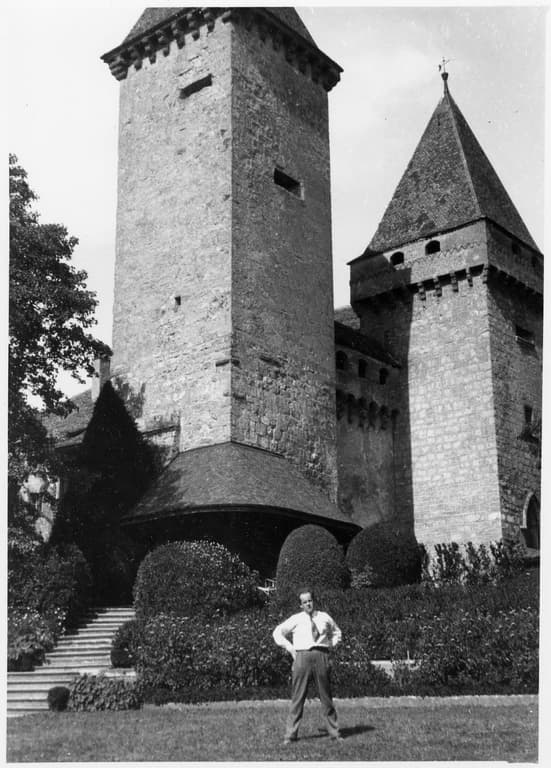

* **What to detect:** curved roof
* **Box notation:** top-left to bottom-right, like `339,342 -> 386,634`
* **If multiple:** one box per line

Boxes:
367,78 -> 540,254
124,441 -> 354,527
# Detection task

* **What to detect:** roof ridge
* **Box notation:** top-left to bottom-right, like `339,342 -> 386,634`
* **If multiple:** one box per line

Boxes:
444,90 -> 482,221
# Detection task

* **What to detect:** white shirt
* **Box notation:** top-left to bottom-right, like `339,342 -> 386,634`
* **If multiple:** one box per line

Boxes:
273,610 -> 342,653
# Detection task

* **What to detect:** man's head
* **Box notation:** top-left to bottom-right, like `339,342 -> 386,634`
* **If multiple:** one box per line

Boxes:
298,588 -> 315,615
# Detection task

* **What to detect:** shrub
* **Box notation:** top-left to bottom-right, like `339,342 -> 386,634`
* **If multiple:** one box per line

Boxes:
412,607 -> 539,694
7,609 -> 56,670
47,686 -> 70,712
275,525 -> 350,599
133,540 -> 261,621
111,620 -> 141,668
137,611 -> 289,693
38,544 -> 93,626
345,521 -> 422,588
422,539 -> 530,586
8,542 -> 92,630
68,674 -> 142,711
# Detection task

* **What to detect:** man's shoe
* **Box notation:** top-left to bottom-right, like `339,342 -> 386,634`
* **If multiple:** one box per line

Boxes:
283,738 -> 296,745
331,736 -> 344,743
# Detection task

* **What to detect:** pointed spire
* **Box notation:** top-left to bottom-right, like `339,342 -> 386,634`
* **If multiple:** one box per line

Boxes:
365,70 -> 539,254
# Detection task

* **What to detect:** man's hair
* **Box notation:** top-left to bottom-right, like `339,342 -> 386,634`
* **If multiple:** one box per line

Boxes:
298,587 -> 315,602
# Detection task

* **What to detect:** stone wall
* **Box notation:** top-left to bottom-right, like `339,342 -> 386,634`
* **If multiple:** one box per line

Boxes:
335,342 -> 399,527
486,230 -> 542,540
112,22 -> 233,449
351,222 -> 505,545
229,23 -> 338,499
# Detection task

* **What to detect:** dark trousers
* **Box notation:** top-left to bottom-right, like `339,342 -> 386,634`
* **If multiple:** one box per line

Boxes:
285,648 -> 339,740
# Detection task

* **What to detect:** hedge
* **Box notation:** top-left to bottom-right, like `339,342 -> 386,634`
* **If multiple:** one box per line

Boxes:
275,525 -> 350,599
68,674 -> 142,711
133,540 -> 261,622
111,619 -> 141,668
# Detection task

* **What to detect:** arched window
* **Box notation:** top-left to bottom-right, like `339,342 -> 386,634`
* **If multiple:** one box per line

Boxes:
379,368 -> 388,385
358,359 -> 367,378
425,240 -> 440,255
336,351 -> 348,371
391,251 -> 404,266
368,401 -> 378,428
379,405 -> 389,430
522,494 -> 540,550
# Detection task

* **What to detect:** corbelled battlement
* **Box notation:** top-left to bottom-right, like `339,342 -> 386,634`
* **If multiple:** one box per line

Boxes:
101,7 -> 342,90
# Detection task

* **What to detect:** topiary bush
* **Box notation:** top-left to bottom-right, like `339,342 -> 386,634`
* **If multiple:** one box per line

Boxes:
275,525 -> 350,599
133,540 -> 262,622
67,674 -> 142,711
47,686 -> 70,712
346,521 -> 422,588
111,619 -> 141,668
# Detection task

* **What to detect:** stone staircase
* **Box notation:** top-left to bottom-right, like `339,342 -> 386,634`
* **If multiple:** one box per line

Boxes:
7,606 -> 135,718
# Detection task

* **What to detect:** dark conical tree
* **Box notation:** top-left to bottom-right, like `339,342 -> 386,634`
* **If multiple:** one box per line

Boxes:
52,382 -> 155,603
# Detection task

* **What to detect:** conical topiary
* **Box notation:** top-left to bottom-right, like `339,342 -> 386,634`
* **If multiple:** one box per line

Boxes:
275,525 -> 350,599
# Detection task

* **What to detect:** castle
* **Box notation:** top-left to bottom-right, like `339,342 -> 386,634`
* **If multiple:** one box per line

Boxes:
47,7 -> 542,575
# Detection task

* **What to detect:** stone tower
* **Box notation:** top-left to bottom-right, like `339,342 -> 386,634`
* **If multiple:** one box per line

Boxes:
350,72 -> 543,546
102,7 -> 356,568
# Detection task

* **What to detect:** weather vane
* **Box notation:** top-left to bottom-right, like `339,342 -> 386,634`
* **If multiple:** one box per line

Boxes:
438,57 -> 451,74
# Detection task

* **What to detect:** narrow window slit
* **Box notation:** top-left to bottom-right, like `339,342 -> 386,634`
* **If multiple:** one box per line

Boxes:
274,168 -> 302,198
180,74 -> 213,99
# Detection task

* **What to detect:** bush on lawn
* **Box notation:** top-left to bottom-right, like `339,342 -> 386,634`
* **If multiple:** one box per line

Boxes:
68,674 -> 142,711
47,686 -> 70,712
411,606 -> 539,694
137,611 -> 289,693
275,525 -> 350,599
346,521 -> 422,588
111,619 -> 141,668
134,540 -> 261,622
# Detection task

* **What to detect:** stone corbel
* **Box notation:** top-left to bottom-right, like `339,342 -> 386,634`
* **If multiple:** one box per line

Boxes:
171,19 -> 186,48
466,267 -> 473,287
417,282 -> 426,301
450,272 -> 458,292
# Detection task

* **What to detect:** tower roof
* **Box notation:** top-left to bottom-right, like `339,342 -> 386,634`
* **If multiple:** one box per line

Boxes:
367,74 -> 539,254
122,7 -> 317,48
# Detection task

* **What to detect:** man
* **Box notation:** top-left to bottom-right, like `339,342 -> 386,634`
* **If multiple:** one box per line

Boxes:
273,588 -> 343,744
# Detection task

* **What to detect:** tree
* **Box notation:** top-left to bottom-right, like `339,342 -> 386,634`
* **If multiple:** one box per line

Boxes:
8,154 -> 110,482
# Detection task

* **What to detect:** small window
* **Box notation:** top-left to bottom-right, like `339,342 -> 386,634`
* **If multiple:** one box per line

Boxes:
336,351 -> 348,371
425,240 -> 440,255
358,359 -> 367,378
379,368 -> 388,385
391,251 -> 404,266
274,168 -> 302,198
524,405 -> 533,426
174,295 -> 181,308
515,325 -> 535,348
180,74 -> 213,99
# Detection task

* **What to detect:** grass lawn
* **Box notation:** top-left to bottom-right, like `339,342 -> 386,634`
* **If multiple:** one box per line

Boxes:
7,696 -> 538,762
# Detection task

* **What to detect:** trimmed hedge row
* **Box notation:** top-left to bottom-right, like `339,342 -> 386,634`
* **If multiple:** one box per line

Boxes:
67,674 -> 141,711
133,570 -> 539,702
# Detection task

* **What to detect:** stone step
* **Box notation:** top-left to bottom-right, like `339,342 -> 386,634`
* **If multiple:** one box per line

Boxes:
8,700 -> 49,711
54,641 -> 112,650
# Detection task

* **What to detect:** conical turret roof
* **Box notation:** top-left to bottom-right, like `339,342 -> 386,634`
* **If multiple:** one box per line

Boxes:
367,76 -> 539,254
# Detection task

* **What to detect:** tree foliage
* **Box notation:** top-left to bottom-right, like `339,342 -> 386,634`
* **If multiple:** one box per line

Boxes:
8,154 -> 109,479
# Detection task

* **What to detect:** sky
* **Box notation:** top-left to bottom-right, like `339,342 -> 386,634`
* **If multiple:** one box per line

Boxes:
5,2 -> 548,398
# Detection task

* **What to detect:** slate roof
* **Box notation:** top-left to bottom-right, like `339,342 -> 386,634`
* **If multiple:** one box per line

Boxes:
123,441 -> 354,527
41,390 -> 94,447
123,7 -> 317,47
367,77 -> 540,255
335,322 -> 400,368
334,305 -> 361,330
